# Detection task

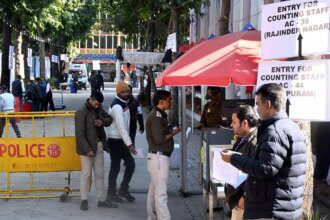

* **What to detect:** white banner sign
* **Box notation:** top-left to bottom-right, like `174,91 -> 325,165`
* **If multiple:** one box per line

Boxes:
261,0 -> 330,59
92,60 -> 100,70
51,55 -> 58,63
9,45 -> 14,70
28,48 -> 32,58
60,54 -> 68,62
257,60 -> 330,121
27,48 -> 32,67
165,33 -> 177,53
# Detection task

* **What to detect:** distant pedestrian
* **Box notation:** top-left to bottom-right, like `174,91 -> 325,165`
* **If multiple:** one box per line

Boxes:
90,70 -> 104,93
221,83 -> 306,220
24,80 -> 42,111
127,85 -> 144,145
36,77 -> 47,111
11,75 -> 23,111
0,85 -> 21,138
75,91 -> 118,211
224,105 -> 258,220
107,80 -> 137,203
146,90 -> 181,220
45,80 -> 55,111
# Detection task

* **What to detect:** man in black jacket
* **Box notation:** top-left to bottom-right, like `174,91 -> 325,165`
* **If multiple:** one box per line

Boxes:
11,75 -> 23,111
75,91 -> 118,211
221,83 -> 306,220
127,85 -> 144,145
225,105 -> 258,220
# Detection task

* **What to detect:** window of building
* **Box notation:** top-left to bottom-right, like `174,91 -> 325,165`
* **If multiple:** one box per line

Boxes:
101,36 -> 106,49
87,38 -> 93,48
80,40 -> 86,48
120,36 -> 125,47
114,36 -> 118,48
133,38 -> 138,49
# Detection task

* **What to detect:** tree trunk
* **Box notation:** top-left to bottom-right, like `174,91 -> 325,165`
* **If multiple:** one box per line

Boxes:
170,7 -> 179,126
219,0 -> 231,35
145,20 -> 156,106
14,31 -> 23,78
298,121 -> 314,219
22,34 -> 30,84
39,38 -> 45,78
1,16 -> 12,88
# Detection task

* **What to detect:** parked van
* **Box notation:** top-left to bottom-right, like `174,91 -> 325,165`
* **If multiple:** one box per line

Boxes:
68,64 -> 89,90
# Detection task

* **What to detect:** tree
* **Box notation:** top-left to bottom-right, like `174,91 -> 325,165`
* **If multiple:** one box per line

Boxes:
0,0 -> 100,85
103,0 -> 207,108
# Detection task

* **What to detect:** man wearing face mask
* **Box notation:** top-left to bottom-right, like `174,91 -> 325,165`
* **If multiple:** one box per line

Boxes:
107,81 -> 137,203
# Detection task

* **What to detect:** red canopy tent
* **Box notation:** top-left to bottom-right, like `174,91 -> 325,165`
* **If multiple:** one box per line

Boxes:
156,31 -> 261,87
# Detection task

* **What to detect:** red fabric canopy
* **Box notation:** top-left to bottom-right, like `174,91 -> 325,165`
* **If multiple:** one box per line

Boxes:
156,31 -> 261,87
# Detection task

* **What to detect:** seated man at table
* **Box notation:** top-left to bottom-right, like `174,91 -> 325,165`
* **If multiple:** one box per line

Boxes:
225,105 -> 258,220
198,88 -> 223,128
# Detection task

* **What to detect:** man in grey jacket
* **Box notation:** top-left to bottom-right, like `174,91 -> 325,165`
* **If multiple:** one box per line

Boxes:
75,91 -> 118,211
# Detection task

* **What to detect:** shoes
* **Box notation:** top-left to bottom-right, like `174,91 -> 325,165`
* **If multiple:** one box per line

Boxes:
98,200 -> 118,208
118,189 -> 135,202
80,200 -> 89,211
108,194 -> 125,203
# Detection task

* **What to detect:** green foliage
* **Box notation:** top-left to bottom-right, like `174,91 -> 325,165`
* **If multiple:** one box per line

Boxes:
101,0 -> 208,51
0,0 -> 100,57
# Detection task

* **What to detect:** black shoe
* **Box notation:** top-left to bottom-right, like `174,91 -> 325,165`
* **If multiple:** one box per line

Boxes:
118,189 -> 135,202
108,194 -> 125,203
80,200 -> 89,211
98,200 -> 118,208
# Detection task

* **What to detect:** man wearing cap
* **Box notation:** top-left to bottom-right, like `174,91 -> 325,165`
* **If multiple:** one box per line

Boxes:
75,91 -> 117,211
107,80 -> 137,203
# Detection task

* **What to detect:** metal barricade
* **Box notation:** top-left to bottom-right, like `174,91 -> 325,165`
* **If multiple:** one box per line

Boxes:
0,111 -> 81,200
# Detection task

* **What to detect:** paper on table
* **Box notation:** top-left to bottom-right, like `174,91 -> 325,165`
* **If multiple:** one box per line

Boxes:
133,148 -> 144,158
212,149 -> 247,188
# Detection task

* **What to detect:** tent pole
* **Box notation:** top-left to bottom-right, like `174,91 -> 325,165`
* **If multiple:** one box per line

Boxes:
180,86 -> 188,195
191,86 -> 194,134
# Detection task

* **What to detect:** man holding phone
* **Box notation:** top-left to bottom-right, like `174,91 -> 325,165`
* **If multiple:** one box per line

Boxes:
75,91 -> 118,211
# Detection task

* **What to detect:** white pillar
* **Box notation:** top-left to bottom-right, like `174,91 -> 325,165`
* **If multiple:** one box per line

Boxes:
115,60 -> 121,83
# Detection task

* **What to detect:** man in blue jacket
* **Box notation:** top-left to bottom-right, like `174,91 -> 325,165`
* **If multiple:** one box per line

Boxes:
221,83 -> 306,220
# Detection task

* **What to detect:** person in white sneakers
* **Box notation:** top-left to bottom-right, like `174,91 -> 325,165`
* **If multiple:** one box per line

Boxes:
0,85 -> 21,138
107,80 -> 137,203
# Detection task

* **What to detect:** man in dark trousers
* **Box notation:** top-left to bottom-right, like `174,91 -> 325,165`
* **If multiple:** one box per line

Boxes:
11,75 -> 23,111
106,81 -> 137,203
221,83 -> 306,220
127,85 -> 144,145
75,91 -> 118,211
225,105 -> 258,220
24,80 -> 42,111
90,70 -> 104,93
146,90 -> 181,220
